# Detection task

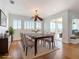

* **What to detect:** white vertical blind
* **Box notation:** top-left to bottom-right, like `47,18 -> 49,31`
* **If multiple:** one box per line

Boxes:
24,21 -> 41,30
12,18 -> 42,30
13,19 -> 21,29
24,21 -> 34,29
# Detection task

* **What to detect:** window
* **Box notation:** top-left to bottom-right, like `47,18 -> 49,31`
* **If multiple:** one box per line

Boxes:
13,19 -> 21,29
50,22 -> 55,32
50,17 -> 62,33
36,22 -> 41,29
24,21 -> 41,30
58,23 -> 62,31
24,21 -> 34,29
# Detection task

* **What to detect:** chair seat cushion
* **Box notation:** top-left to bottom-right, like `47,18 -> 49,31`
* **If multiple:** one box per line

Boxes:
26,40 -> 34,47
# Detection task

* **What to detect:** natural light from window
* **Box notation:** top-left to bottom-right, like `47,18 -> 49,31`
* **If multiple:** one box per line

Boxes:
50,17 -> 62,33
13,19 -> 21,29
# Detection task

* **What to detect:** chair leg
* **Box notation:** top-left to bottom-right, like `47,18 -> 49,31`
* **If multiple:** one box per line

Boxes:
49,42 -> 51,49
23,45 -> 25,51
52,40 -> 55,49
26,47 -> 28,56
52,41 -> 55,49
40,40 -> 44,45
52,42 -> 54,49
43,40 -> 46,47
53,41 -> 55,48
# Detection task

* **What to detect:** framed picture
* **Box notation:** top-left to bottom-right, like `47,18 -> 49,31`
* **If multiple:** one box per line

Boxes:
0,9 -> 7,27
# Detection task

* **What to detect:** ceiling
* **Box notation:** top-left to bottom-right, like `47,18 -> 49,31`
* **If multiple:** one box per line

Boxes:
1,0 -> 79,17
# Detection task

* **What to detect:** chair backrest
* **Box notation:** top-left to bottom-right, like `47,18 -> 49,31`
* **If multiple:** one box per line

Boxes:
26,35 -> 32,40
20,33 -> 23,40
20,33 -> 33,47
20,33 -> 26,47
23,34 -> 31,47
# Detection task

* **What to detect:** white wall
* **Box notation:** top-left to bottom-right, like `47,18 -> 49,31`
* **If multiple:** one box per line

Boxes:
0,0 -> 8,33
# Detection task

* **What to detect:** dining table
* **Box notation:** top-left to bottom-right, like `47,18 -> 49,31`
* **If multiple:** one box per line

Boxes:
28,33 -> 54,56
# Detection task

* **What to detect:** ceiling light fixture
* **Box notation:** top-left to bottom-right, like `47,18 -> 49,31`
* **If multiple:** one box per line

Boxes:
32,9 -> 43,21
10,0 -> 15,4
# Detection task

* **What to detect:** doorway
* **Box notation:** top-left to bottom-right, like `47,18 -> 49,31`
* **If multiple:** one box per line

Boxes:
50,17 -> 63,41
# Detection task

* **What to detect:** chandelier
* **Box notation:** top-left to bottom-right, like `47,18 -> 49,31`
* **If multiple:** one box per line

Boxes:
32,9 -> 43,33
32,10 -> 43,21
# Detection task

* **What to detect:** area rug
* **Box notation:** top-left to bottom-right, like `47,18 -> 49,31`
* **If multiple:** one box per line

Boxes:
23,44 -> 59,59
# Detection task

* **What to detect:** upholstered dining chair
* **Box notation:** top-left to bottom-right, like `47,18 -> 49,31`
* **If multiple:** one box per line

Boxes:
43,33 -> 55,49
20,33 -> 34,56
25,34 -> 35,42
43,38 -> 53,49
20,33 -> 25,51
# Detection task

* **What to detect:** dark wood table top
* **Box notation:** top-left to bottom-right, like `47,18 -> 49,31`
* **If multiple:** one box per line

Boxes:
27,33 -> 54,39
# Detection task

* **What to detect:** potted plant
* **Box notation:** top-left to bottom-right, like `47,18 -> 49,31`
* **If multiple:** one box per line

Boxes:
8,26 -> 14,42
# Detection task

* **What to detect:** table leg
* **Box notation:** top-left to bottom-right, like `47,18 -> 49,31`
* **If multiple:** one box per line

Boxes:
51,36 -> 54,49
35,39 -> 37,56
